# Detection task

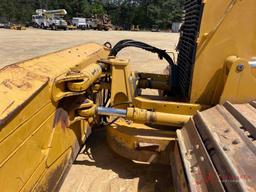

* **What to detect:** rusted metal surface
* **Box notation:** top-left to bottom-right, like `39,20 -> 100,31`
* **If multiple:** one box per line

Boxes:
192,101 -> 256,192
177,120 -> 224,192
224,102 -> 256,139
171,142 -> 190,192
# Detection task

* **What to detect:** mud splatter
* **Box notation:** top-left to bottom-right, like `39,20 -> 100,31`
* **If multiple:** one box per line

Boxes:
53,107 -> 70,129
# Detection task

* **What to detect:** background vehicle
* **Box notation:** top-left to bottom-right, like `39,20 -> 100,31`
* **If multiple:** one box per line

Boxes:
71,17 -> 88,30
87,18 -> 97,29
0,0 -> 256,191
32,9 -> 67,30
0,23 -> 5,28
131,24 -> 140,31
3,22 -> 26,30
151,24 -> 160,32
32,15 -> 43,28
89,15 -> 112,31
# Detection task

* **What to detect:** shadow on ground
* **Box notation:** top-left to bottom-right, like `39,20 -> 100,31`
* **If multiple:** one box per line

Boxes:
72,128 -> 174,192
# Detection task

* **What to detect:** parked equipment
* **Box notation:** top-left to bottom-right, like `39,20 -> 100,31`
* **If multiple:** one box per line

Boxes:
0,23 -> 5,28
71,17 -> 89,30
151,25 -> 160,32
32,9 -> 68,30
92,14 -> 112,31
4,23 -> 26,30
131,24 -> 140,31
1,0 -> 256,191
67,24 -> 77,30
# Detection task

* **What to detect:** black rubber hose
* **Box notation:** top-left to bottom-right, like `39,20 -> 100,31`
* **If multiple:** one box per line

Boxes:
109,39 -> 174,66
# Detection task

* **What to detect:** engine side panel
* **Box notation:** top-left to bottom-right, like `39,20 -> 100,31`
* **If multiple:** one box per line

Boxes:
188,0 -> 256,104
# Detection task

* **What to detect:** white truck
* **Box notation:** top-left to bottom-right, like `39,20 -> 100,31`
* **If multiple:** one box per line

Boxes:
87,18 -> 97,29
32,9 -> 68,30
71,17 -> 89,30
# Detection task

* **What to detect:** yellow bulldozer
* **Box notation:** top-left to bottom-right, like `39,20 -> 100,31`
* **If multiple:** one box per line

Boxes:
0,0 -> 256,191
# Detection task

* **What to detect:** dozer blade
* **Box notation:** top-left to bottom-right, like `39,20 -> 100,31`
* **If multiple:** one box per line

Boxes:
176,101 -> 256,192
0,44 -> 109,192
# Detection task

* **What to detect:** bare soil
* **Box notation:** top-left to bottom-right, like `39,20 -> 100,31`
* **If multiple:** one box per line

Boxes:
0,28 -> 179,73
61,131 -> 174,192
0,28 -> 179,192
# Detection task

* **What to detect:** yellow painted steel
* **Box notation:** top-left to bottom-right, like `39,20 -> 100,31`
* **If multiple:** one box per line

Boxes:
102,58 -> 133,106
126,107 -> 191,127
0,43 -> 109,191
1,1 -> 256,190
134,96 -> 205,115
67,64 -> 102,92
137,72 -> 170,91
51,63 -> 102,102
190,0 -> 256,105
220,56 -> 256,103
107,119 -> 176,164
104,0 -> 256,165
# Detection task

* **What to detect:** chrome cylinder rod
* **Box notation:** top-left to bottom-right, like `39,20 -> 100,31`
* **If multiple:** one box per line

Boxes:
97,107 -> 127,117
249,60 -> 256,68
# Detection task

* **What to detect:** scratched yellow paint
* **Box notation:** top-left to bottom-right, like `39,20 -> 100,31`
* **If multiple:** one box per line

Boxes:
0,43 -> 109,191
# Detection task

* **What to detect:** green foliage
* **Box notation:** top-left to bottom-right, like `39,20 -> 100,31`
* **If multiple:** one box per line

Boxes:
0,0 -> 184,29
91,2 -> 105,15
105,0 -> 184,29
81,1 -> 91,17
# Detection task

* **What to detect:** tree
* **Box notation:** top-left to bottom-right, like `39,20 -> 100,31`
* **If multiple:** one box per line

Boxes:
0,0 -> 184,29
91,2 -> 105,15
81,0 -> 91,17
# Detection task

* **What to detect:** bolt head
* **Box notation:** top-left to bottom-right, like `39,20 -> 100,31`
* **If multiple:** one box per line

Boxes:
237,64 -> 244,72
191,166 -> 198,173
232,139 -> 241,145
223,145 -> 230,151
224,129 -> 230,133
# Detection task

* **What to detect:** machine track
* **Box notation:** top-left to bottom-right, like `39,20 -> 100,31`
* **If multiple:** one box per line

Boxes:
177,101 -> 256,192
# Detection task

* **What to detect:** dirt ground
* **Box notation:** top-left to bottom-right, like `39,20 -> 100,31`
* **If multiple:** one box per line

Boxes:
61,130 -> 174,192
0,28 -> 179,73
0,28 -> 179,192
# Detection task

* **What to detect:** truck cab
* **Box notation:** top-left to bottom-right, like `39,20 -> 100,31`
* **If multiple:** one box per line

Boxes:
72,17 -> 88,30
48,17 -> 67,30
32,9 -> 68,30
32,15 -> 43,28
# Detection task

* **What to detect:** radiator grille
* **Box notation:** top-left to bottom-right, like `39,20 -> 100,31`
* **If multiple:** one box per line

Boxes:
176,0 -> 204,98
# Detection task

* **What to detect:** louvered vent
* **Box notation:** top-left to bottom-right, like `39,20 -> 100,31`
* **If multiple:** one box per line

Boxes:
176,0 -> 204,98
